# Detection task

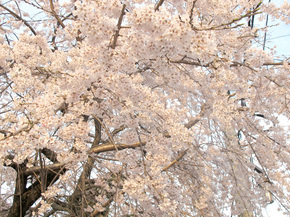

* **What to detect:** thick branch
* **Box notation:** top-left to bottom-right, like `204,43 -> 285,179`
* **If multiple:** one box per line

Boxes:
110,4 -> 126,49
23,143 -> 144,176
69,116 -> 102,215
23,163 -> 65,176
8,167 -> 66,217
155,0 -> 165,11
49,0 -> 65,28
89,142 -> 146,154
41,148 -> 58,163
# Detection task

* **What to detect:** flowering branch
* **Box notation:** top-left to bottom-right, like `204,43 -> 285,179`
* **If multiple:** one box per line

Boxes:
198,2 -> 262,31
171,58 -> 289,67
0,3 -> 37,35
0,122 -> 34,141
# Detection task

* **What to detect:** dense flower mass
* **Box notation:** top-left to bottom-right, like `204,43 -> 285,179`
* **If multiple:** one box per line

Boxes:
0,0 -> 289,216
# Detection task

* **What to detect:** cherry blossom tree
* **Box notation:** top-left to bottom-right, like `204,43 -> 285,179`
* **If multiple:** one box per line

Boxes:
0,0 -> 289,216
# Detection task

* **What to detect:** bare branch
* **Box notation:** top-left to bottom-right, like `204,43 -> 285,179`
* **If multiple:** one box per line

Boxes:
162,149 -> 188,172
89,142 -> 145,154
41,148 -> 58,163
199,3 -> 262,31
155,0 -> 165,11
110,4 -> 126,49
49,0 -> 65,28
23,163 -> 65,176
170,59 -> 210,67
184,103 -> 209,129
112,125 -> 126,136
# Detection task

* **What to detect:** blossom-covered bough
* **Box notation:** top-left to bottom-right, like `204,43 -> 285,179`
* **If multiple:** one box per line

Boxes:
0,0 -> 289,216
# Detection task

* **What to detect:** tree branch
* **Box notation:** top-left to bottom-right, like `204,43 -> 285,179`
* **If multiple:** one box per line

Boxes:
49,0 -> 65,28
23,163 -> 65,176
111,125 -> 126,136
110,4 -> 126,49
184,103 -> 209,129
189,0 -> 198,30
171,58 -> 289,68
155,0 -> 165,11
0,122 -> 34,141
89,104 -> 207,155
0,4 -> 37,35
8,167 -> 66,217
69,116 -> 102,215
41,148 -> 58,163
89,142 -> 146,154
162,149 -> 188,172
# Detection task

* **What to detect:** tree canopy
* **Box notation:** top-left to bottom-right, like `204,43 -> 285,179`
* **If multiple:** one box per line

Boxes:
0,0 -> 289,216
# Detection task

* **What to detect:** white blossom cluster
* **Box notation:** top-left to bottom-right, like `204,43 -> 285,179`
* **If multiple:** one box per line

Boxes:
0,0 -> 289,216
